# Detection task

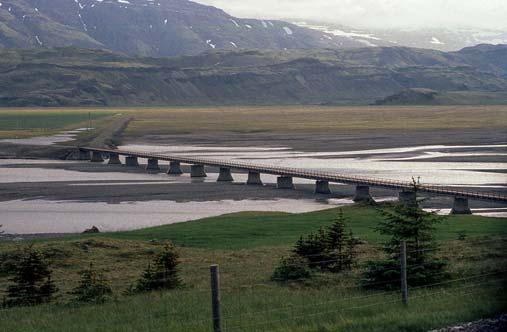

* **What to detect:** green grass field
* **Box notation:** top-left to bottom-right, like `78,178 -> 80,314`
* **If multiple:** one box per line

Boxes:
0,109 -> 116,139
108,206 -> 507,250
1,205 -> 506,331
1,105 -> 506,140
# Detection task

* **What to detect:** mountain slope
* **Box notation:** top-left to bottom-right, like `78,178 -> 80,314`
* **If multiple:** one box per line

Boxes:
293,21 -> 507,52
1,44 -> 506,107
0,0 -> 364,56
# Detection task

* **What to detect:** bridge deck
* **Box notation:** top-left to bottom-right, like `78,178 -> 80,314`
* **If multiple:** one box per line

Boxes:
81,147 -> 507,203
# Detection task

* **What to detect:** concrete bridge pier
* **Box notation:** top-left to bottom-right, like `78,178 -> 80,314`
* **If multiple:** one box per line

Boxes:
217,167 -> 234,182
353,185 -> 373,203
277,176 -> 295,190
247,171 -> 263,185
90,151 -> 104,163
191,164 -> 207,178
451,197 -> 472,215
167,161 -> 183,175
108,153 -> 122,165
77,149 -> 90,160
315,180 -> 331,194
146,158 -> 160,171
125,156 -> 139,167
399,190 -> 417,208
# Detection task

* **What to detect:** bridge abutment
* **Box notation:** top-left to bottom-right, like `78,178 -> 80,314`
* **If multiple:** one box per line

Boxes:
315,180 -> 331,194
146,158 -> 160,171
247,171 -> 263,185
167,161 -> 183,175
353,185 -> 373,203
451,197 -> 472,215
108,153 -> 121,165
277,176 -> 295,190
90,151 -> 104,163
191,164 -> 207,178
217,167 -> 234,182
399,190 -> 417,207
125,156 -> 139,167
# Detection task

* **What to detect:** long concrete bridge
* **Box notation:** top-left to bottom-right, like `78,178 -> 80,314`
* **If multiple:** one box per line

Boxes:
78,147 -> 507,215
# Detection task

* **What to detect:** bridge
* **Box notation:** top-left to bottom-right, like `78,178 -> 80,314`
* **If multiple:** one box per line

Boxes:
78,147 -> 507,215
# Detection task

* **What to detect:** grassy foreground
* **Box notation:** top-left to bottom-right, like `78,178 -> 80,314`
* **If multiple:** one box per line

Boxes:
1,205 -> 506,331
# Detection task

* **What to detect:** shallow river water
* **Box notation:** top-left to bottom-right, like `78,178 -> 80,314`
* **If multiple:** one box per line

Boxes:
0,135 -> 506,234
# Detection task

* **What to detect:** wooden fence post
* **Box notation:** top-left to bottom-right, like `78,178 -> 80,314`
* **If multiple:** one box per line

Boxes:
210,264 -> 222,332
400,240 -> 408,305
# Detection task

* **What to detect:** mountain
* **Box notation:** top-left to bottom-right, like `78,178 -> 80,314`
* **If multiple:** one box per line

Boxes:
293,21 -> 507,52
1,44 -> 506,107
375,89 -> 507,106
0,0 -> 366,56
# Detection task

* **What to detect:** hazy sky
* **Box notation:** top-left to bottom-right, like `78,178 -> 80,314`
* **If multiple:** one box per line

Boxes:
195,0 -> 507,30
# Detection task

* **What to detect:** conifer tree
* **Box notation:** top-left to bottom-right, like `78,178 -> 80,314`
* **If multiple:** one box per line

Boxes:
71,263 -> 112,303
326,210 -> 357,272
5,246 -> 58,307
133,242 -> 182,293
345,230 -> 357,269
291,209 -> 357,273
361,202 -> 447,289
271,255 -> 312,282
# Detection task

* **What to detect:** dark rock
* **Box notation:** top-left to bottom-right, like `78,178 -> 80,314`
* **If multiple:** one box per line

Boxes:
82,226 -> 100,234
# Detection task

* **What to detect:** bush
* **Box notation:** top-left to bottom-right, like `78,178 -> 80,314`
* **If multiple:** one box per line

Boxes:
132,242 -> 182,293
4,246 -> 58,307
70,263 -> 112,303
271,255 -> 312,282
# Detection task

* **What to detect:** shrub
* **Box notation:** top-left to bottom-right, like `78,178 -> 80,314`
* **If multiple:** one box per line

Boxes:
271,255 -> 312,282
4,246 -> 58,307
132,242 -> 182,293
70,263 -> 112,303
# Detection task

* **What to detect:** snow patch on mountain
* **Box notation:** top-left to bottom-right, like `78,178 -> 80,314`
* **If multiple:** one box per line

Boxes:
206,39 -> 216,49
430,37 -> 444,45
294,22 -> 381,42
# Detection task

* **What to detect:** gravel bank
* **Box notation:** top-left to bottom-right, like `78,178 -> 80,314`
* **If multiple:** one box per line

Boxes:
430,314 -> 507,332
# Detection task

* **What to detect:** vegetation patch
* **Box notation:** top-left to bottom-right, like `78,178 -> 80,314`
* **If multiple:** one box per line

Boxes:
0,205 -> 505,331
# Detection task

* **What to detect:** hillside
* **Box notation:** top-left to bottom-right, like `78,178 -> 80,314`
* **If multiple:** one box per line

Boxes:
0,0 -> 362,56
294,21 -> 507,52
1,44 -> 507,106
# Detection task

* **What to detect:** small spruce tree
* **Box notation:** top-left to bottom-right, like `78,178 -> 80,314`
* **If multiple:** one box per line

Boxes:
361,201 -> 447,289
71,263 -> 112,303
290,209 -> 358,273
271,255 -> 312,282
5,246 -> 58,307
325,210 -> 357,272
133,242 -> 182,293
293,231 -> 328,269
